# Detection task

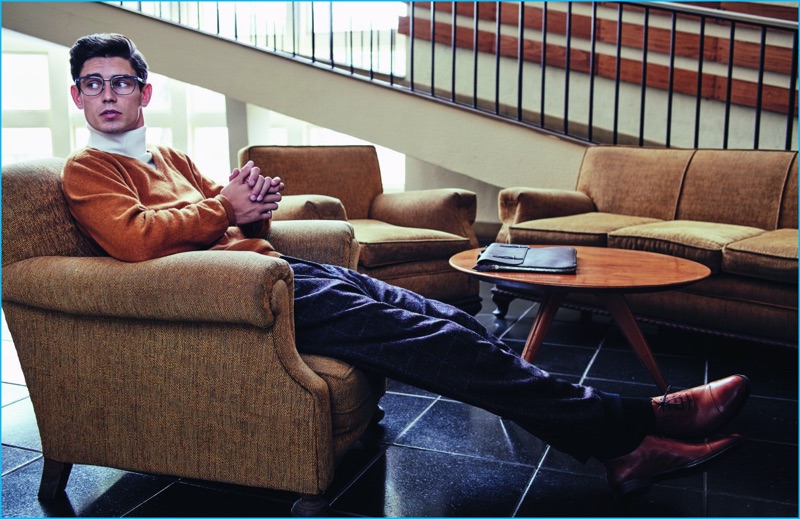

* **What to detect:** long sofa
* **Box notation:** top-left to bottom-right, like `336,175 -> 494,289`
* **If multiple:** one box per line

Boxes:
496,146 -> 798,346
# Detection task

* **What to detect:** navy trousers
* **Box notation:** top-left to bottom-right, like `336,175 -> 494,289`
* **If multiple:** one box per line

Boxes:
285,256 -> 653,462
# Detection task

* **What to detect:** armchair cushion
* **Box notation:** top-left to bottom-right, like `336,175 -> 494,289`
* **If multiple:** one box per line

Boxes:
722,228 -> 799,283
608,220 -> 765,273
350,219 -> 471,267
508,212 -> 661,246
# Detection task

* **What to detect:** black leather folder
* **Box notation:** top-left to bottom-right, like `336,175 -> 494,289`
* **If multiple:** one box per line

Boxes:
474,243 -> 577,274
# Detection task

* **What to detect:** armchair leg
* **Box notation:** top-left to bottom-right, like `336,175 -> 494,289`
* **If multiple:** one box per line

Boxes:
370,405 -> 385,427
491,288 -> 514,318
38,458 -> 73,499
291,495 -> 329,517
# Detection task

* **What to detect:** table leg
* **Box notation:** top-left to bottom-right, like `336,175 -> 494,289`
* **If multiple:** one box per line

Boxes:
521,292 -> 564,363
599,293 -> 669,392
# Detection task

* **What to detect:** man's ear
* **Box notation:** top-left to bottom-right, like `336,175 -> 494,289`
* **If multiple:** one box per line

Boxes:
70,84 -> 84,109
140,82 -> 153,107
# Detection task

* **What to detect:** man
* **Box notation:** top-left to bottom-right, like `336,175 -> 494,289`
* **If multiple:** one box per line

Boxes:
62,33 -> 750,497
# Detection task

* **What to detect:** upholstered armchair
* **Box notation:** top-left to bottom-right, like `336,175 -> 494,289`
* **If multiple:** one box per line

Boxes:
1,158 -> 385,516
238,145 -> 482,314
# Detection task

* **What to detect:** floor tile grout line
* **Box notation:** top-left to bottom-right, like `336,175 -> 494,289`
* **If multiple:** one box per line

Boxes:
510,444 -> 551,517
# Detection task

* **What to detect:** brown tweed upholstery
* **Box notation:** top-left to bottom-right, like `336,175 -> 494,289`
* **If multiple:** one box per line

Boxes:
239,145 -> 482,313
496,146 -> 798,345
1,158 -> 385,501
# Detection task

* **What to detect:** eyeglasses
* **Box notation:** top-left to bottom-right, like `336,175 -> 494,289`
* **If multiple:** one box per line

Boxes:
75,75 -> 145,96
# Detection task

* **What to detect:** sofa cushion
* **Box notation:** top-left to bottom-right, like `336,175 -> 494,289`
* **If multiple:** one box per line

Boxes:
577,146 -> 694,220
677,150 -> 796,229
608,220 -> 765,272
722,228 -> 798,284
509,212 -> 661,246
350,219 -> 470,268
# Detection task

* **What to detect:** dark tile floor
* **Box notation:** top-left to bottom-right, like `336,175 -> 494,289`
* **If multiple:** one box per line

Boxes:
2,282 -> 798,517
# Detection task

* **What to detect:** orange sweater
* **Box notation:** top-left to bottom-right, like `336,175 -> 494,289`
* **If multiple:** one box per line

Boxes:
62,146 -> 275,262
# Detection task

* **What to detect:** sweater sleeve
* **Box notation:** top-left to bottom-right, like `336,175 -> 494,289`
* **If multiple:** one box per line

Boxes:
62,151 -> 237,262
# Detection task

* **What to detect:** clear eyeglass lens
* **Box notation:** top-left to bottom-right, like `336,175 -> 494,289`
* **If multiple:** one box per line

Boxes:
79,76 -> 138,96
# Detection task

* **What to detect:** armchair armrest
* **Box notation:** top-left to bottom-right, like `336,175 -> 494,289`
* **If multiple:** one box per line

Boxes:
273,194 -> 348,221
269,220 -> 360,269
2,251 -> 290,328
2,251 -> 339,492
497,187 -> 596,242
370,189 -> 478,244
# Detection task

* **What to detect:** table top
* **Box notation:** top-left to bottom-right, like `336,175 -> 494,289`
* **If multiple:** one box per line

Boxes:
450,245 -> 711,294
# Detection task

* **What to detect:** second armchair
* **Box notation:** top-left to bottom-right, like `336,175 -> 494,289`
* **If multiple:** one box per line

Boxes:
239,145 -> 482,314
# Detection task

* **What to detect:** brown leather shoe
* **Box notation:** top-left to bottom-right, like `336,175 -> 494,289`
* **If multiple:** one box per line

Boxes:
604,434 -> 744,496
652,374 -> 750,439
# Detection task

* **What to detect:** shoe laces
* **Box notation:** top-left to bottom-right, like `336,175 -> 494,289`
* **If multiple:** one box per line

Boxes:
656,385 -> 695,413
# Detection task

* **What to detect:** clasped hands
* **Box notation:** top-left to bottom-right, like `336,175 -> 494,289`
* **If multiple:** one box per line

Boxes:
220,160 -> 284,225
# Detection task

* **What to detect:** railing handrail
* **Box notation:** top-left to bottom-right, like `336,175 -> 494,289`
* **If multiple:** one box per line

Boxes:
637,2 -> 798,30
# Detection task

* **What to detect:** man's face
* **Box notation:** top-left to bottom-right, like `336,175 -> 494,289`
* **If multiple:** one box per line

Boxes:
70,56 -> 152,134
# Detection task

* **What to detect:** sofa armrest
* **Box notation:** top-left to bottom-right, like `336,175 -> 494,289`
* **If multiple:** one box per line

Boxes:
497,187 -> 596,242
370,189 -> 479,244
269,220 -> 360,269
2,251 -> 290,327
272,194 -> 348,221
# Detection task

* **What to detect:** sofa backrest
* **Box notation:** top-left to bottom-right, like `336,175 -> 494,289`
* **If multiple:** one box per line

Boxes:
238,145 -> 384,220
676,149 -> 798,230
577,146 -> 798,230
2,158 -> 97,267
576,146 -> 694,220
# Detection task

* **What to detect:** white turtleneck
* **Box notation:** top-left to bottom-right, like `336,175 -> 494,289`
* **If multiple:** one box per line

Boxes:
86,125 -> 155,167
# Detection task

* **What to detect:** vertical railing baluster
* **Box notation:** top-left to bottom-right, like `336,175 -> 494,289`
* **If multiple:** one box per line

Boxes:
723,22 -> 736,149
451,1 -> 457,103
754,27 -> 768,149
540,2 -> 548,127
666,12 -> 677,148
517,2 -> 525,121
233,2 -> 238,41
473,1 -> 479,108
588,2 -> 597,142
785,31 -> 798,151
390,28 -> 396,85
410,2 -> 416,92
349,19 -> 354,74
370,22 -> 375,80
564,2 -> 572,135
291,3 -> 297,57
613,3 -> 623,144
495,1 -> 501,114
638,6 -> 649,146
431,1 -> 436,96
329,1 -> 334,68
693,17 -> 706,149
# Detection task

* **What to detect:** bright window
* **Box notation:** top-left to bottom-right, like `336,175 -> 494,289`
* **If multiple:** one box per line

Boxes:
2,128 -> 53,164
2,53 -> 50,110
192,127 -> 230,184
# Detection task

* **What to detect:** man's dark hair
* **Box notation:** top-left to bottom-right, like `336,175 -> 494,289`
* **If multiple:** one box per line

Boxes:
69,33 -> 149,84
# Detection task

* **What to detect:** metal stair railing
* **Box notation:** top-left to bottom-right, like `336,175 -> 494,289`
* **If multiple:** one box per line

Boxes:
111,1 -> 798,151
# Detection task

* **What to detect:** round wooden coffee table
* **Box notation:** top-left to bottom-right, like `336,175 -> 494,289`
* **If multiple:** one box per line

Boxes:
450,245 -> 711,391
